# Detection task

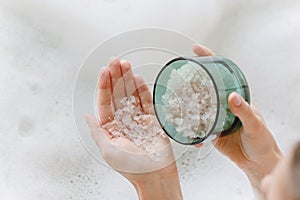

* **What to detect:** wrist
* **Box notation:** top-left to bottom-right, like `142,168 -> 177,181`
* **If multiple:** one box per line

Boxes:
131,164 -> 182,200
241,150 -> 282,189
242,163 -> 265,190
135,176 -> 182,200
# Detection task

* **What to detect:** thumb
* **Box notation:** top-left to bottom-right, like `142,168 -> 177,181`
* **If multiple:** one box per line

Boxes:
84,114 -> 113,146
228,92 -> 263,135
85,115 -> 120,164
85,114 -> 100,132
192,44 -> 215,57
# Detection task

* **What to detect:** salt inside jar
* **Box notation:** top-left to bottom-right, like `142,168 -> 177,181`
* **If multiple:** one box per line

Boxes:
153,56 -> 250,145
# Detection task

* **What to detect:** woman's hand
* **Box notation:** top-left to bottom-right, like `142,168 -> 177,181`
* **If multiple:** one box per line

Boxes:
85,57 -> 182,200
193,44 -> 282,189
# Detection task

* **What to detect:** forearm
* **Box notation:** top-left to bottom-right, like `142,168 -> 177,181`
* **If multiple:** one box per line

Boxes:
242,166 -> 266,200
135,176 -> 182,200
242,164 -> 265,190
129,164 -> 183,200
242,150 -> 282,190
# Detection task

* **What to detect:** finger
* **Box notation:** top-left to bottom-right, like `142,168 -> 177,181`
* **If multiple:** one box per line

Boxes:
134,75 -> 154,114
228,92 -> 265,137
192,44 -> 215,56
120,60 -> 138,97
108,58 -> 126,109
98,69 -> 114,124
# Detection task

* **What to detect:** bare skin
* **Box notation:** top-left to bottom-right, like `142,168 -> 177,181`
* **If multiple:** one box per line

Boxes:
86,44 -> 285,199
260,148 -> 298,200
192,44 -> 282,190
85,58 -> 182,200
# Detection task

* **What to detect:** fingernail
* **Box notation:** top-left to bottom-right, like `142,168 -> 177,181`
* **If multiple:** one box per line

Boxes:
192,43 -> 201,49
233,93 -> 242,107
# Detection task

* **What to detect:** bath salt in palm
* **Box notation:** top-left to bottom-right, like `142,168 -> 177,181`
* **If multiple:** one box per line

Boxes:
103,96 -> 166,160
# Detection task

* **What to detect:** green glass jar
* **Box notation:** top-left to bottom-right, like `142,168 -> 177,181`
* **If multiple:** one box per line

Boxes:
153,56 -> 250,145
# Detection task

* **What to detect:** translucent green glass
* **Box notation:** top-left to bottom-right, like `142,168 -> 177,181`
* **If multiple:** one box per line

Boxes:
153,56 -> 250,145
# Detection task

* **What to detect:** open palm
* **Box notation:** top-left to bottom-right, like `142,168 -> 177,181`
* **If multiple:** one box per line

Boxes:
85,57 -> 174,175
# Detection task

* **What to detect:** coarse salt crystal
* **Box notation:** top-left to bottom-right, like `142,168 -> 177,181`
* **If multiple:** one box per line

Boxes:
162,61 -> 217,139
102,96 -> 165,160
